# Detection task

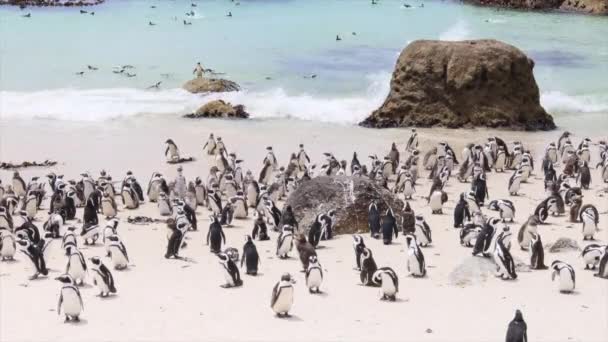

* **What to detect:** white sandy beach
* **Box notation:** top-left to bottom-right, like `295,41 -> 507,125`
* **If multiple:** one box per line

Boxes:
1,118 -> 607,342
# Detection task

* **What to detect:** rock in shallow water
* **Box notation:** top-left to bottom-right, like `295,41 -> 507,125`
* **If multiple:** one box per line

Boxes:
183,100 -> 249,119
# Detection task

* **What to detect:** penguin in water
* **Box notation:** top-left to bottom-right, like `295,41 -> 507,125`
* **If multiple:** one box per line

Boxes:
453,193 -> 471,228
405,234 -> 426,277
305,255 -> 323,294
55,274 -> 84,323
270,273 -> 296,318
352,234 -> 366,271
359,247 -> 379,286
413,215 -> 432,247
594,246 -> 608,279
372,267 -> 399,301
529,232 -> 548,270
217,252 -> 243,288
89,256 -> 117,297
381,208 -> 398,245
276,225 -> 294,259
581,244 -> 605,270
16,237 -> 48,280
65,245 -> 88,285
252,213 -> 270,241
505,310 -> 528,342
368,200 -> 381,239
551,260 -> 576,293
241,235 -> 260,276
206,215 -> 226,253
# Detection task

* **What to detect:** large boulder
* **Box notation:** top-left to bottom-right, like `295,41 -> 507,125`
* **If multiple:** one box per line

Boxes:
182,78 -> 240,94
183,100 -> 249,119
283,176 -> 404,235
360,39 -> 556,130
464,0 -> 608,15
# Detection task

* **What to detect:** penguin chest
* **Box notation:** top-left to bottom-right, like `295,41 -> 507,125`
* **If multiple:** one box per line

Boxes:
1,236 -> 16,257
233,202 -> 247,218
407,250 -> 423,275
380,273 -> 396,296
558,270 -> 574,292
67,256 -> 86,280
61,287 -> 82,316
509,179 -> 520,193
500,206 -> 514,220
429,193 -> 442,211
278,235 -> 293,255
273,286 -> 293,313
403,182 -> 414,197
101,201 -> 116,217
222,265 -> 235,286
110,246 -> 128,268
195,188 -> 206,204
92,271 -> 109,293
582,218 -> 597,237
306,268 -> 323,288
25,200 -> 37,218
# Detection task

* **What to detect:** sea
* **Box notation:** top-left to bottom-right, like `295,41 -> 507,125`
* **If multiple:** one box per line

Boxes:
0,0 -> 607,133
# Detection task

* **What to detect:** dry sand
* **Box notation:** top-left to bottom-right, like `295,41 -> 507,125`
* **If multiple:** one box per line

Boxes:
1,117 -> 607,342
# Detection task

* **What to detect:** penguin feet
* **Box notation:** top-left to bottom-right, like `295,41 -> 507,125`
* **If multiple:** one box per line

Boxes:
220,284 -> 233,288
29,273 -> 39,280
73,316 -> 80,322
64,316 -> 70,323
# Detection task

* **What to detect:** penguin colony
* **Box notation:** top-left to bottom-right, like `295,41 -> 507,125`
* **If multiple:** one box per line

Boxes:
0,129 -> 606,333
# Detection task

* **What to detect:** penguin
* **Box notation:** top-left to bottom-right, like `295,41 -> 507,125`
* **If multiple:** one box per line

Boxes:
81,202 -> 100,246
471,173 -> 489,205
252,213 -> 270,241
165,220 -> 187,259
352,234 -> 366,271
529,232 -> 548,270
16,238 -> 48,279
505,310 -> 528,342
453,193 -> 471,228
460,224 -> 482,247
165,138 -> 180,161
580,203 -> 599,240
0,207 -> 13,231
464,190 -> 480,214
414,215 -> 432,247
259,161 -> 274,185
157,192 -> 173,216
23,193 -> 37,220
276,225 -> 294,259
89,256 -> 117,297
102,219 -> 119,251
594,246 -> 608,279
55,274 -> 84,323
100,192 -> 117,219
351,152 -> 361,175
297,144 -> 310,172
294,233 -> 317,271
428,188 -> 448,215
517,215 -> 540,250
359,247 -> 379,286
401,201 -> 416,235
381,208 -> 398,245
308,218 -> 322,248
280,205 -> 298,230
405,129 -> 418,151
206,215 -> 226,253
0,229 -> 16,261
264,199 -> 282,231
551,260 -> 575,293
203,133 -> 216,155
62,227 -> 78,255
493,229 -> 517,280
231,192 -> 248,219
208,189 -> 222,216
217,252 -> 243,288
305,255 -> 323,294
404,234 -> 426,277
372,267 -> 399,301
270,273 -> 295,317
581,244 -> 605,270
12,171 -> 27,197
368,200 -> 381,238
472,218 -> 500,257
263,146 -> 278,170
401,173 -> 415,200
246,180 -> 260,208
121,185 -> 139,209
44,213 -> 64,238
107,235 -> 129,270
508,169 -> 523,196
241,235 -> 260,276
488,199 -> 516,223
146,172 -> 165,202
65,245 -> 87,285
220,202 -> 234,227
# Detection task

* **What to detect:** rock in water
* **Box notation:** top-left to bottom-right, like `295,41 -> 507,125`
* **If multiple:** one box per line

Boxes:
183,100 -> 249,119
360,39 -> 556,130
182,78 -> 240,93
546,237 -> 580,253
464,0 -> 608,16
284,176 -> 403,235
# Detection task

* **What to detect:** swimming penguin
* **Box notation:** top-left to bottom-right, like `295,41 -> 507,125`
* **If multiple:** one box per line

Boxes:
16,237 -> 48,279
0,230 -> 16,261
65,245 -> 87,285
505,309 -> 528,342
165,138 -> 180,161
517,215 -> 540,250
207,215 -> 226,253
402,201 -> 415,235
367,200 -> 381,238
582,244 -> 605,270
493,228 -> 517,280
381,208 -> 398,245
252,213 -> 270,241
594,246 -> 608,279
508,169 -> 523,196
270,273 -> 296,317
305,255 -> 323,294
203,133 -> 217,155
529,232 -> 548,270
551,260 -> 576,293
240,235 -> 260,276
89,256 -> 117,297
359,247 -> 379,286
372,267 -> 399,301
404,234 -> 426,277
217,252 -> 243,288
107,235 -> 129,270
55,274 -> 84,323
579,202 -> 599,240
414,215 -> 432,247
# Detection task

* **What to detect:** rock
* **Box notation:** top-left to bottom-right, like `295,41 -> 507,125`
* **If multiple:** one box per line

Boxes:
182,78 -> 240,94
1,0 -> 104,6
284,176 -> 404,235
464,0 -> 608,15
449,256 -> 497,287
360,39 -> 556,130
546,237 -> 581,253
184,100 -> 249,119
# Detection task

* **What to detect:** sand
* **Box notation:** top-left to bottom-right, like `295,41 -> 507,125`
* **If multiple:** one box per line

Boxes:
1,117 -> 607,342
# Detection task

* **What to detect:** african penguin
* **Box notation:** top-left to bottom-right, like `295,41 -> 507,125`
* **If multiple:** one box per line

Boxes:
89,256 -> 117,297
241,235 -> 260,276
55,274 -> 84,323
270,273 -> 295,317
581,244 -> 605,270
305,255 -> 323,294
207,215 -> 226,253
404,234 -> 426,277
217,252 -> 243,288
372,267 -> 399,301
505,310 -> 528,342
276,225 -> 294,259
529,232 -> 548,270
551,260 -> 576,293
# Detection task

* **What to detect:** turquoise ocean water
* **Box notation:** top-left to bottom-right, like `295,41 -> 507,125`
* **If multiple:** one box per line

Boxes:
0,0 -> 607,131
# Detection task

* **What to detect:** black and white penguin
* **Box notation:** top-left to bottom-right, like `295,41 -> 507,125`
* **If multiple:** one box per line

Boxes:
217,252 -> 243,288
263,146 -> 279,171
231,192 -> 248,219
493,228 -> 517,280
165,138 -> 180,161
488,199 -> 516,223
404,234 -> 426,277
220,202 -> 234,227
305,255 -> 323,293
428,187 -> 448,215
352,234 -> 366,271
413,215 -> 432,247
55,274 -> 84,323
208,189 -> 222,216
508,169 -> 524,196
62,227 -> 78,255
460,224 -> 482,248
453,193 -> 471,228
65,245 -> 87,285
551,260 -> 575,293
359,247 -> 379,286
582,244 -> 606,270
381,208 -> 398,245
0,207 -> 13,231
529,232 -> 548,270
0,229 -> 16,261
89,256 -> 117,297
12,171 -> 27,197
372,267 -> 399,301
270,273 -> 295,317
107,235 -> 129,270
121,184 -> 139,210
517,215 -> 540,250
471,173 -> 489,205
16,237 -> 48,279
577,161 -> 591,189
252,213 -> 270,241
193,177 -> 207,206
147,172 -> 168,202
472,218 -> 500,257
241,235 -> 260,276
406,129 -> 418,152
206,215 -> 226,253
580,203 -> 599,240
318,209 -> 336,240
351,152 -> 361,175
505,310 -> 528,342
368,200 -> 381,238
203,133 -> 216,155
100,191 -> 117,219
157,192 -> 172,216
594,246 -> 608,279
165,219 -> 186,259
44,212 -> 64,238
276,225 -> 294,259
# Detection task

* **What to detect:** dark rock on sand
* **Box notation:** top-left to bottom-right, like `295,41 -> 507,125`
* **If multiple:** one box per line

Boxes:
464,0 -> 608,15
360,39 -> 556,131
183,100 -> 249,119
182,78 -> 240,94
284,176 -> 404,235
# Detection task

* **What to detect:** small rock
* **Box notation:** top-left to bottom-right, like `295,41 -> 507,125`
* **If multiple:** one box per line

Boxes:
546,237 -> 580,253
426,328 -> 433,334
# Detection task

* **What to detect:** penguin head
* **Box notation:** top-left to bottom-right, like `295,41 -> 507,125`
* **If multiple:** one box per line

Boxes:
308,255 -> 318,265
280,273 -> 295,283
244,235 -> 253,243
352,234 -> 364,246
55,274 -> 75,285
216,252 -> 230,264
327,209 -> 336,218
89,256 -> 102,266
107,218 -> 119,229
165,139 -> 174,144
513,310 -> 524,322
15,238 -> 30,248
